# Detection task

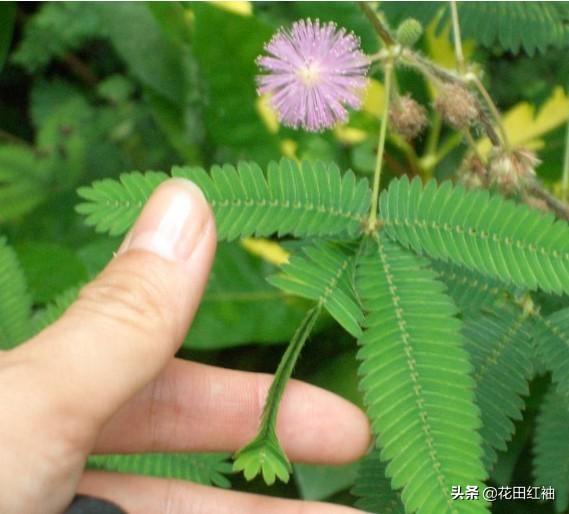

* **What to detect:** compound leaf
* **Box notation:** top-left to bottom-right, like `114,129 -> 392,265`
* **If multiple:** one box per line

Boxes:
381,177 -> 569,296
268,241 -> 363,337
431,261 -> 508,315
533,387 -> 569,512
77,159 -> 370,241
88,453 -> 232,489
462,305 -> 534,470
0,237 -> 32,349
533,307 -> 569,404
352,451 -> 405,514
356,235 -> 487,514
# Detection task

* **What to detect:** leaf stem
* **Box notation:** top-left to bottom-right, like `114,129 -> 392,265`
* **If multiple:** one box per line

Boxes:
449,0 -> 465,74
368,61 -> 393,230
562,121 -> 569,201
258,305 -> 321,436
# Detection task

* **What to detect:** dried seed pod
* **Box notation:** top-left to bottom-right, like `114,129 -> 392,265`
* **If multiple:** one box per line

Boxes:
396,18 -> 423,47
434,83 -> 478,129
389,94 -> 428,141
488,148 -> 540,194
458,154 -> 488,189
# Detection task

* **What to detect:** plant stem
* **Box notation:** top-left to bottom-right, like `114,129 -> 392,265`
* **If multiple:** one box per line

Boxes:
368,61 -> 394,229
469,74 -> 510,150
358,2 -> 394,47
450,0 -> 465,74
258,305 -> 321,436
562,121 -> 569,201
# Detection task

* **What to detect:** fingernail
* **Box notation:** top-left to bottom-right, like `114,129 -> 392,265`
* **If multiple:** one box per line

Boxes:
121,178 -> 210,262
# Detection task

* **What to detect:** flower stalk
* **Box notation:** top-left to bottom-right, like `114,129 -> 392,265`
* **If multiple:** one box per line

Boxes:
368,60 -> 394,230
562,121 -> 569,201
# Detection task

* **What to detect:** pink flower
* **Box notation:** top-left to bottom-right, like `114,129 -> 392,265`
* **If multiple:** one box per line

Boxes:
257,19 -> 369,132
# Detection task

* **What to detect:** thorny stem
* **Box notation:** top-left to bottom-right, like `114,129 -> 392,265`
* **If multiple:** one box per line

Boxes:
562,121 -> 569,201
368,61 -> 393,230
450,0 -> 465,74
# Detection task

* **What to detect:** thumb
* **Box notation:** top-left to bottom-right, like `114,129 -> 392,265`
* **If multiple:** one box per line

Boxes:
19,179 -> 216,431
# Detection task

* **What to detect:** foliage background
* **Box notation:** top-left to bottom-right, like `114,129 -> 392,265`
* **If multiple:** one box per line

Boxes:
1,2 -> 569,512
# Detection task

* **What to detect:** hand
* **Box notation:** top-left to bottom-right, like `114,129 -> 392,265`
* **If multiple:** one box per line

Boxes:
0,179 -> 371,514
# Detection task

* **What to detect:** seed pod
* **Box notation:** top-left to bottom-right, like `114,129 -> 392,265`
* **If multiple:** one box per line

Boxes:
396,18 -> 423,47
389,94 -> 428,141
488,148 -> 540,194
434,84 -> 478,129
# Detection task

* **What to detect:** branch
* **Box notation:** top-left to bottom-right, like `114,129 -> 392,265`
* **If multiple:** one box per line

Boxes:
526,180 -> 569,222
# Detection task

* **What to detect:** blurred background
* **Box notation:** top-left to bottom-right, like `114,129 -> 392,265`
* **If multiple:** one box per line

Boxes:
1,2 -> 568,512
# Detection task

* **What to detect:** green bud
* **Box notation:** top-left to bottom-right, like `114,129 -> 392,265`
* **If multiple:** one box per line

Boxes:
396,18 -> 423,47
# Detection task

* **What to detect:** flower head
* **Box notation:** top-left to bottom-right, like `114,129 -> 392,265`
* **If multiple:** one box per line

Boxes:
389,94 -> 428,140
256,19 -> 369,132
434,83 -> 478,129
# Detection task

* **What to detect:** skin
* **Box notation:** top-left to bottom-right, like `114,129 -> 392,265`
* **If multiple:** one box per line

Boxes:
0,179 -> 372,514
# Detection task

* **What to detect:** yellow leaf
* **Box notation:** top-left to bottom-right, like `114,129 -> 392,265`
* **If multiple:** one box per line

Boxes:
334,126 -> 368,145
362,79 -> 385,118
280,139 -> 298,160
241,238 -> 290,266
477,87 -> 569,156
425,17 -> 474,97
211,1 -> 252,16
256,95 -> 279,134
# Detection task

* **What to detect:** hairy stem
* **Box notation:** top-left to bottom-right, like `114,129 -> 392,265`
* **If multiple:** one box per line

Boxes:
368,61 -> 394,229
562,121 -> 569,201
358,2 -> 394,47
468,74 -> 510,150
258,305 -> 321,437
526,180 -> 569,221
450,0 -> 465,74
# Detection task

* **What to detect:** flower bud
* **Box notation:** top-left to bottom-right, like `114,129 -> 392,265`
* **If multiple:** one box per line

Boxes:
434,84 -> 478,129
396,18 -> 423,47
488,148 -> 540,194
389,94 -> 428,141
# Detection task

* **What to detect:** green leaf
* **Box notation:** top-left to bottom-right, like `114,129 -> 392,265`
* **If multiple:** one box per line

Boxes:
233,429 -> 291,486
33,286 -> 80,335
0,2 -> 15,73
382,2 -> 569,55
533,387 -> 569,512
93,3 -> 186,105
381,176 -> 569,296
356,235 -> 488,514
0,236 -> 32,349
0,145 -> 50,222
11,3 -> 102,72
15,243 -> 88,304
185,242 -> 307,349
533,307 -> 569,403
88,453 -> 232,489
77,159 -> 370,241
462,305 -> 534,470
431,261 -> 508,315
268,241 -> 364,338
352,451 -> 405,514
192,4 -> 279,163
